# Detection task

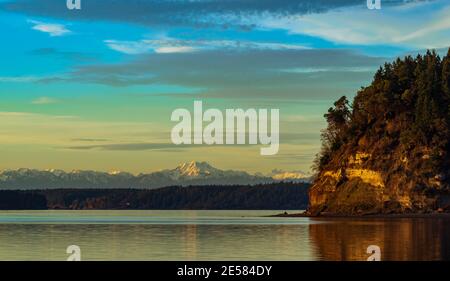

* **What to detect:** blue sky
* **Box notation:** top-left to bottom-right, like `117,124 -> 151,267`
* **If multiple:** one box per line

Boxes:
0,0 -> 450,174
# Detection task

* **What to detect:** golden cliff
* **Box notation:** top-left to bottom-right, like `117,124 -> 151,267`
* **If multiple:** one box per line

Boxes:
308,50 -> 450,216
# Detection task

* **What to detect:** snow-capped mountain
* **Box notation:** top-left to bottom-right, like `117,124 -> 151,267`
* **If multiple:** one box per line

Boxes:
136,161 -> 272,188
270,169 -> 312,183
173,161 -> 218,178
0,161 -> 310,190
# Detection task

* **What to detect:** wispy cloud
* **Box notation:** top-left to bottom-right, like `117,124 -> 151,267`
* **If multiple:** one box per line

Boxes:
104,40 -> 154,55
31,97 -> 58,105
0,111 -> 75,119
28,19 -> 70,36
71,138 -> 109,142
30,48 -> 97,62
104,38 -> 310,55
0,111 -> 163,146
104,40 -> 197,55
394,5 -> 450,47
0,75 -> 64,84
280,66 -> 378,74
66,142 -> 188,151
55,49 -> 383,99
0,76 -> 39,83
4,0 -> 430,30
66,142 -> 257,151
259,0 -> 450,49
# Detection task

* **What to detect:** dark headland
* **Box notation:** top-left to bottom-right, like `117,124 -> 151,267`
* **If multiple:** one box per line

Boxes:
306,49 -> 450,217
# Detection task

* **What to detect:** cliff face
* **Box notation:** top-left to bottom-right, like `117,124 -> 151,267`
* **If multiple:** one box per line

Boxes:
308,50 -> 450,216
308,150 -> 449,215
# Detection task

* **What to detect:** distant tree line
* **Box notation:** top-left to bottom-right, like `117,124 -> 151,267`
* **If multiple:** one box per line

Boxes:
0,182 -> 309,210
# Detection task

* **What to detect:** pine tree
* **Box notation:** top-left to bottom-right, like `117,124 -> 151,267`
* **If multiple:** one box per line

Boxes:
442,49 -> 450,105
315,48 -> 450,172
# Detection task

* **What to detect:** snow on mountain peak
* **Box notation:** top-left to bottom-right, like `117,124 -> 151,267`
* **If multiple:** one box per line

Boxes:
175,161 -> 215,177
270,169 -> 312,182
0,161 -> 313,190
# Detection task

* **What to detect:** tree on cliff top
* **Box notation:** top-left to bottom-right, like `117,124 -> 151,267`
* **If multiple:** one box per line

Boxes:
314,49 -> 450,174
314,96 -> 351,170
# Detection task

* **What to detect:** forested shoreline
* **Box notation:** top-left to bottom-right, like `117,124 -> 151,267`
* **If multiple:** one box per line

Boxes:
0,183 -> 309,210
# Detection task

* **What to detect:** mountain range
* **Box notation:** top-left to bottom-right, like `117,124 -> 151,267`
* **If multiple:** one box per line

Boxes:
0,161 -> 311,190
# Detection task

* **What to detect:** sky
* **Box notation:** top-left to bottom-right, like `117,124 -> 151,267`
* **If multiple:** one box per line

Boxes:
0,0 -> 450,174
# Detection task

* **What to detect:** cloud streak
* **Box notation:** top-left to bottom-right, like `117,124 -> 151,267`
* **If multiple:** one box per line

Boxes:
65,142 -> 256,151
104,38 -> 310,55
29,48 -> 97,62
259,0 -> 450,48
45,48 -> 384,99
31,97 -> 59,105
0,76 -> 40,83
3,0 -> 432,30
28,19 -> 70,36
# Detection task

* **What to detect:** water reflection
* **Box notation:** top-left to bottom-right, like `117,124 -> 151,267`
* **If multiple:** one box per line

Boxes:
309,218 -> 450,261
0,224 -> 315,261
0,211 -> 448,261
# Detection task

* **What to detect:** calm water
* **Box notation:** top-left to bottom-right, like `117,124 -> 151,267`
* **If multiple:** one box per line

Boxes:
0,210 -> 448,261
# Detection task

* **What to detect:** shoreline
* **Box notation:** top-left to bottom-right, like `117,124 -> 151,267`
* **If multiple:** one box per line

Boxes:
269,212 -> 450,218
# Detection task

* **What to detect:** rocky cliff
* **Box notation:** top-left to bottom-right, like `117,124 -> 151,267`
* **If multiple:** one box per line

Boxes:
308,49 -> 450,216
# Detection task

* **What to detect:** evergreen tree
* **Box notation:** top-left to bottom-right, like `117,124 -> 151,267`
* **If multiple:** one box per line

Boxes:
315,48 -> 450,173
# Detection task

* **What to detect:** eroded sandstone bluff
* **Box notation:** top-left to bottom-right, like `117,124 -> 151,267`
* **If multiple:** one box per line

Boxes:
308,49 -> 450,216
